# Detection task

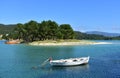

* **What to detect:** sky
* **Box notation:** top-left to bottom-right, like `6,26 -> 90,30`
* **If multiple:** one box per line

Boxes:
0,0 -> 120,33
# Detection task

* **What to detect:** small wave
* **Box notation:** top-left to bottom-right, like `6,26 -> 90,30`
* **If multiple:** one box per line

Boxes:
93,42 -> 113,45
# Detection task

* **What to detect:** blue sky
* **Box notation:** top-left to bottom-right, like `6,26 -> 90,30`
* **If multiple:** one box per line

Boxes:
0,0 -> 120,33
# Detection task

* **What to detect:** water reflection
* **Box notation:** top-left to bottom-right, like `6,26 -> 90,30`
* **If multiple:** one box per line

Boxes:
40,64 -> 89,73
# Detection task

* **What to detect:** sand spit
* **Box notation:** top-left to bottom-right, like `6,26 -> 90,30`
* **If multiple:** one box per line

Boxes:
29,40 -> 112,46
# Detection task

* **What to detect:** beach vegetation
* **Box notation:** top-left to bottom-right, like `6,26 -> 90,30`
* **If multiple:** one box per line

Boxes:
1,20 -> 120,42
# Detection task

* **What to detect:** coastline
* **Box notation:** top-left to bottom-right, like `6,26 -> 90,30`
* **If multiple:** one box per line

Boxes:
28,40 -> 112,46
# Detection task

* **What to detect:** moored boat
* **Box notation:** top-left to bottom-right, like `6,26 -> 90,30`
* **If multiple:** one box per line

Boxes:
49,56 -> 90,66
5,39 -> 20,44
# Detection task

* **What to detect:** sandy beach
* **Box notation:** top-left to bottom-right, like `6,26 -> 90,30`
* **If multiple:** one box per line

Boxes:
28,40 -> 112,46
93,42 -> 112,45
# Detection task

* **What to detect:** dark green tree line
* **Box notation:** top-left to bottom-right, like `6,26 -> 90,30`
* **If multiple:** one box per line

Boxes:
12,20 -> 75,42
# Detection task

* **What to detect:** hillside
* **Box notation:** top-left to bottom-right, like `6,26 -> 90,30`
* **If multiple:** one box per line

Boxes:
75,31 -> 111,40
86,31 -> 120,37
0,24 -> 17,34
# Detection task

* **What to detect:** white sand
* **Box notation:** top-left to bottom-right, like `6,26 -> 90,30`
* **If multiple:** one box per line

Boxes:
92,42 -> 112,45
29,41 -> 112,46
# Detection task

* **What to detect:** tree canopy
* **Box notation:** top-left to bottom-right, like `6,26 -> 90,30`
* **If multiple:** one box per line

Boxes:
11,20 -> 75,42
59,24 -> 75,39
1,20 -> 120,41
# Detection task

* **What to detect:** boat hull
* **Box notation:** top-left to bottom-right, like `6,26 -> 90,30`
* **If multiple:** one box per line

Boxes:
5,40 -> 20,44
50,57 -> 89,66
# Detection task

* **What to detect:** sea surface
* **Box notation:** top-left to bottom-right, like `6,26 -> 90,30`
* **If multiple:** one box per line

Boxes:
0,40 -> 120,78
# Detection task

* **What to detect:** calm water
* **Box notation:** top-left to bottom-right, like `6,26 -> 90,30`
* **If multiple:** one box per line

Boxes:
0,40 -> 120,78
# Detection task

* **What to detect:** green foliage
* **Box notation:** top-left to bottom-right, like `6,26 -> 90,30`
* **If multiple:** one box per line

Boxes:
12,20 -> 75,42
0,24 -> 16,34
1,20 -> 120,41
39,20 -> 59,40
59,24 -> 75,39
74,31 -> 119,40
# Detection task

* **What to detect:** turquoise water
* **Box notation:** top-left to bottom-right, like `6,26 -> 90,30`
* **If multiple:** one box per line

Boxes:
0,40 -> 120,78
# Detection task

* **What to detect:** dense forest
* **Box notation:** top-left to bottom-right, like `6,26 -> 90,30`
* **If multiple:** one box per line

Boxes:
0,24 -> 16,34
0,20 -> 120,41
2,20 -> 75,42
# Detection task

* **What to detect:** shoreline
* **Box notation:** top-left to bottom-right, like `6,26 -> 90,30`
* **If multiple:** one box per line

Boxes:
28,40 -> 112,46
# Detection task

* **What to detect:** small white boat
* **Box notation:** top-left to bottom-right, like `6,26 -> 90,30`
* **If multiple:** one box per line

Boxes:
49,56 -> 90,66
